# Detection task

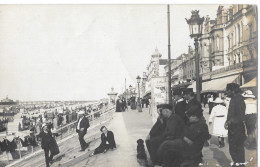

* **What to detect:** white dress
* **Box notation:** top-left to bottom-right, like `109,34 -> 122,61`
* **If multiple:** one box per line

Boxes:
209,104 -> 228,137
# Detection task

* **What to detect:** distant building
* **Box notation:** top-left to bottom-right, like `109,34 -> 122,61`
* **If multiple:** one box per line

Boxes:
0,96 -> 19,109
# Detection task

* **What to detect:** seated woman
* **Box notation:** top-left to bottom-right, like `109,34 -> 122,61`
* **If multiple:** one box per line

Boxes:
90,126 -> 116,156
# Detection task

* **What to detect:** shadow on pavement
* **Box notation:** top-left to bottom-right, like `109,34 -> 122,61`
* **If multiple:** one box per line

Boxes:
209,136 -> 219,147
210,148 -> 231,166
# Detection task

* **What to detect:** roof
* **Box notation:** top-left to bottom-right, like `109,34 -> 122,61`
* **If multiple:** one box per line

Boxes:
152,48 -> 162,57
159,59 -> 168,65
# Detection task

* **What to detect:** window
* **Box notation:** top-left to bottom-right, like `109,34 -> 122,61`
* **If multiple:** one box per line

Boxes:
216,36 -> 220,51
249,24 -> 253,40
234,26 -> 236,45
237,24 -> 240,44
227,36 -> 230,49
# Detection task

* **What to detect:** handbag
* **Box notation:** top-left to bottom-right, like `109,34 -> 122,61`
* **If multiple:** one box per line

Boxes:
50,137 -> 60,156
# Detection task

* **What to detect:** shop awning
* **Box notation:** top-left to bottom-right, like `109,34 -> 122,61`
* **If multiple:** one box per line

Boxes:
143,90 -> 151,98
188,74 -> 239,93
240,77 -> 257,88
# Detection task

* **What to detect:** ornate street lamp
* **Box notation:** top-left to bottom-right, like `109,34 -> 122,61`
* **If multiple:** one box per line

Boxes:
186,10 -> 204,103
136,76 -> 142,112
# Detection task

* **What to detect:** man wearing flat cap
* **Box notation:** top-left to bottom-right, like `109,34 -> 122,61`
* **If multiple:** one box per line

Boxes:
76,110 -> 90,151
152,103 -> 185,166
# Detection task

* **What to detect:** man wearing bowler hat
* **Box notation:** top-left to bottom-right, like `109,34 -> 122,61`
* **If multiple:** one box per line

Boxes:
76,110 -> 90,151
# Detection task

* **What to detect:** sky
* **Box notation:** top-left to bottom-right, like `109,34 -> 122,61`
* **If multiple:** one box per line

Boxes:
0,4 -> 232,101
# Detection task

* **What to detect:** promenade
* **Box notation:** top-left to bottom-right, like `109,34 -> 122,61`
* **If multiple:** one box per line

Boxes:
7,106 -> 257,167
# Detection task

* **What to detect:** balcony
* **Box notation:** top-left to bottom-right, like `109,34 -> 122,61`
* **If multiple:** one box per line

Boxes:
243,59 -> 257,68
202,62 -> 243,79
211,62 -> 243,75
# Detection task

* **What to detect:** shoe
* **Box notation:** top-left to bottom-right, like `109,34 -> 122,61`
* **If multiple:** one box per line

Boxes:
79,149 -> 85,152
103,149 -> 107,153
84,144 -> 89,149
89,153 -> 94,157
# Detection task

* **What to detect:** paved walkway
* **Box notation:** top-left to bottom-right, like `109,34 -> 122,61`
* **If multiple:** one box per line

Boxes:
8,106 -> 257,167
201,106 -> 257,167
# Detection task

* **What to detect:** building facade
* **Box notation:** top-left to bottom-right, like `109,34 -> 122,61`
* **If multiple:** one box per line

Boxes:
167,4 -> 257,96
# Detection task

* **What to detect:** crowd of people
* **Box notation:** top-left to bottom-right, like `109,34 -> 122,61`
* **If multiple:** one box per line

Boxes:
115,97 -> 127,112
145,83 -> 257,167
146,88 -> 209,167
0,101 -> 110,166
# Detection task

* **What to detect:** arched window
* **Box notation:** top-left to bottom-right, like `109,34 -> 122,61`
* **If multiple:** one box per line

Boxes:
204,43 -> 207,57
237,24 -> 240,44
234,26 -> 236,45
216,36 -> 220,51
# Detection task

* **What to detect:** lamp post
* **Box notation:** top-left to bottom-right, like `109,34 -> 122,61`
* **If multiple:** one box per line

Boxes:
136,76 -> 142,112
186,10 -> 204,103
129,85 -> 132,98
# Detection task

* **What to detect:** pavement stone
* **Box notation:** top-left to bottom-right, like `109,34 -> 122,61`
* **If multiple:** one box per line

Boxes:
6,106 -> 257,167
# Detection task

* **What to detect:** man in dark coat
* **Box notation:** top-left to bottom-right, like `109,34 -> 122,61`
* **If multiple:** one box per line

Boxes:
90,126 -> 116,156
148,104 -> 185,165
145,108 -> 166,164
225,83 -> 246,167
115,99 -> 122,112
183,88 -> 202,111
172,89 -> 188,124
37,123 -> 54,167
76,110 -> 90,151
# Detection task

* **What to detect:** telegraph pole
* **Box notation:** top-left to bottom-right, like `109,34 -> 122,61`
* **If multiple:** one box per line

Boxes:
167,5 -> 172,105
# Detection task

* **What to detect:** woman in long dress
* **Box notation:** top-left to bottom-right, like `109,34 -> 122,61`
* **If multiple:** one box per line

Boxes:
209,98 -> 228,148
115,99 -> 122,112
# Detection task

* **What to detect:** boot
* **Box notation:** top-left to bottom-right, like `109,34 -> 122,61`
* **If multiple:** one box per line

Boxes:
221,137 -> 225,147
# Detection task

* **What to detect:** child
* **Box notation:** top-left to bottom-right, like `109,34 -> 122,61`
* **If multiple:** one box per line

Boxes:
209,98 -> 228,148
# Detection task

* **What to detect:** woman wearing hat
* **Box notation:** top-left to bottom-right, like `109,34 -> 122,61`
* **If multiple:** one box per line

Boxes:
209,97 -> 228,148
242,90 -> 257,149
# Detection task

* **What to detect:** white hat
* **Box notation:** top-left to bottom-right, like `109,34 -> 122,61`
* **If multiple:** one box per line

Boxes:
78,110 -> 85,115
242,90 -> 255,98
42,123 -> 48,128
213,97 -> 224,103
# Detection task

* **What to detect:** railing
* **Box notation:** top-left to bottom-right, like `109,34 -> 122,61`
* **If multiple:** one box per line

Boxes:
1,105 -> 115,166
203,62 -> 243,77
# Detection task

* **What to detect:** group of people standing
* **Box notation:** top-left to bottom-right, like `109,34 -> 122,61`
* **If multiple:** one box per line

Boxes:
38,109 -> 117,167
115,97 -> 127,112
145,83 -> 256,167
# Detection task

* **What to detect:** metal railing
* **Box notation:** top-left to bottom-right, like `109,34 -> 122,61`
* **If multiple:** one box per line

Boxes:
1,104 -> 115,166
